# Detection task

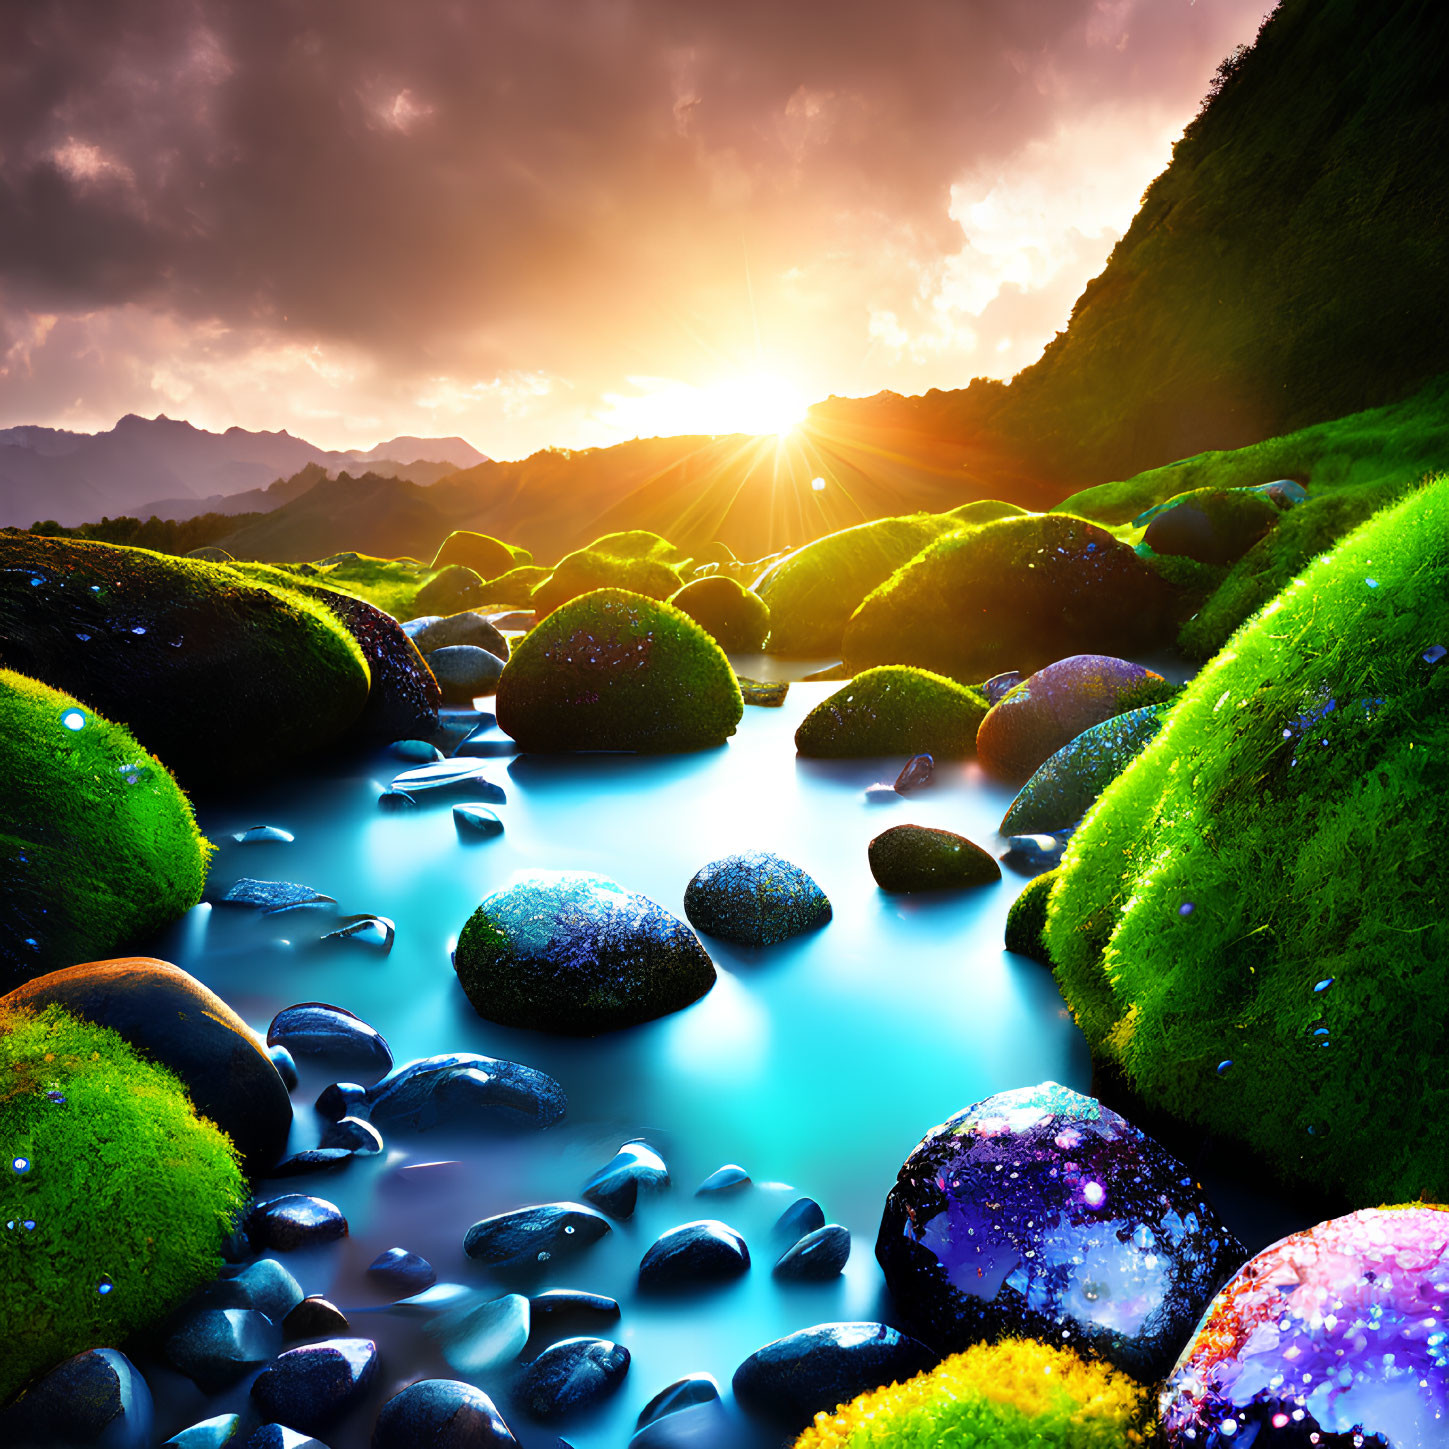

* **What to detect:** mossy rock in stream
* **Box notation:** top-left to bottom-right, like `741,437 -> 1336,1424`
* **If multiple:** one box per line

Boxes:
669,575 -> 770,652
796,667 -> 987,758
481,564 -> 552,604
0,1002 -> 245,1402
531,551 -> 684,618
1140,485 -> 1280,566
1004,869 -> 1058,965
1044,477 -> 1449,1205
842,514 -> 1178,683
430,530 -> 517,579
867,825 -> 1000,893
0,669 -> 211,990
496,588 -> 743,752
0,534 -> 370,787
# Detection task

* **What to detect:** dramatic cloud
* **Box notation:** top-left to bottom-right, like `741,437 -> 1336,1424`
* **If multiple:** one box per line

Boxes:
0,0 -> 1270,453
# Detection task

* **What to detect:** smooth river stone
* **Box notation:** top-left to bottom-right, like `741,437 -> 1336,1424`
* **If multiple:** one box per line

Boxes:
388,1285 -> 530,1376
0,1348 -> 154,1449
682,850 -> 832,948
696,1164 -> 750,1195
893,752 -> 934,791
582,1140 -> 670,1218
521,1337 -> 630,1418
165,1307 -> 280,1393
317,1115 -> 383,1154
372,1379 -> 519,1448
529,1289 -> 622,1326
999,702 -> 1169,835
239,1428 -> 329,1449
163,1414 -> 242,1449
639,1221 -> 750,1287
463,1202 -> 612,1270
1161,1204 -> 1449,1446
367,1247 -> 436,1294
251,1338 -> 377,1435
732,1323 -> 935,1429
774,1196 -> 826,1243
283,1297 -> 350,1340
207,1258 -> 305,1323
245,1195 -> 349,1252
267,1002 -> 392,1083
875,1081 -> 1245,1378
217,879 -> 336,912
390,757 -> 506,798
452,803 -> 504,837
773,1225 -> 851,1281
364,1052 -> 567,1131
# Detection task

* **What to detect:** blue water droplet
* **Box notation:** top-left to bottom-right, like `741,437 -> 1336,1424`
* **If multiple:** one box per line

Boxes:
1178,902 -> 1195,917
97,1277 -> 114,1296
131,626 -> 147,636
60,709 -> 86,731
1217,1060 -> 1233,1075
1314,978 -> 1334,993
1365,578 -> 1378,588
1423,644 -> 1446,666
45,1091 -> 66,1105
11,1157 -> 30,1174
22,1220 -> 35,1231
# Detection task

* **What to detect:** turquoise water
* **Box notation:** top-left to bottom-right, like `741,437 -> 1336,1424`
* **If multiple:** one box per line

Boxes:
137,661 -> 1311,1446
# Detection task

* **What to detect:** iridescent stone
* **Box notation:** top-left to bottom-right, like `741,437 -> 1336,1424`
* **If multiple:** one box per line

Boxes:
1000,703 -> 1169,834
364,1051 -> 567,1131
267,1002 -> 392,1083
875,1082 -> 1245,1378
683,850 -> 831,948
1161,1205 -> 1449,1446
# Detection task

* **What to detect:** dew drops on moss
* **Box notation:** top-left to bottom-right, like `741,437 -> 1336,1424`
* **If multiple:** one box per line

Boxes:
60,708 -> 86,731
1178,902 -> 1195,917
11,1156 -> 30,1174
1217,1061 -> 1233,1075
97,1276 -> 114,1296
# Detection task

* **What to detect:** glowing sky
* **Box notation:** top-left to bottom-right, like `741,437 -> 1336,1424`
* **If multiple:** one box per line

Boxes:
0,0 -> 1269,457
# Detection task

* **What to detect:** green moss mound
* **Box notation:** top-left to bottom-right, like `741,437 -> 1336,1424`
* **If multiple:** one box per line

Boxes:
795,1336 -> 1153,1448
1005,870 -> 1058,965
1141,486 -> 1280,566
430,530 -> 515,578
496,588 -> 743,752
480,564 -> 552,604
0,535 -> 370,786
231,553 -> 430,620
946,500 -> 1029,524
868,824 -> 1000,893
0,672 -> 211,990
579,529 -> 685,563
669,576 -> 770,652
795,667 -> 988,758
531,550 -> 684,618
755,514 -> 961,656
0,1002 -> 245,1402
843,514 -> 1178,682
1044,478 -> 1449,1205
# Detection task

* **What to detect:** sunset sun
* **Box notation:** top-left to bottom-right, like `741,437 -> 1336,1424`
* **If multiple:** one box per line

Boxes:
598,370 -> 811,440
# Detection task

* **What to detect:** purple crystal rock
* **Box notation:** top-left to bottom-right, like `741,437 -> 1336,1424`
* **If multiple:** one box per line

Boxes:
875,1081 -> 1244,1377
1161,1204 -> 1449,1447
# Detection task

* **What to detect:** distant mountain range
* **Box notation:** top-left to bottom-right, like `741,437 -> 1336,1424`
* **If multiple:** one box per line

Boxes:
0,414 -> 487,528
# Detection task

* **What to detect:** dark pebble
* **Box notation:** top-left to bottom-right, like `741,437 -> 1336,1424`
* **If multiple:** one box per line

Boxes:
1000,830 -> 1073,875
695,1165 -> 749,1195
378,790 -> 417,811
372,1379 -> 518,1448
521,1338 -> 630,1419
732,1322 -> 935,1429
268,1148 -> 354,1177
983,670 -> 1023,704
165,1306 -> 280,1393
629,1401 -> 734,1448
773,1225 -> 851,1281
314,1082 -> 368,1122
234,825 -> 296,845
246,1194 -> 349,1252
773,1196 -> 825,1244
463,1202 -> 611,1270
529,1289 -> 622,1325
209,1258 -> 305,1322
267,1003 -> 393,1084
453,804 -> 504,837
368,1247 -> 437,1295
636,1373 -> 721,1429
161,1412 -> 243,1448
582,1141 -> 669,1218
0,1348 -> 153,1449
283,1297 -> 351,1340
251,1338 -> 378,1435
318,1116 -> 384,1154
239,1427 -> 330,1449
268,1044 -> 299,1090
365,1052 -> 567,1132
639,1221 -> 750,1288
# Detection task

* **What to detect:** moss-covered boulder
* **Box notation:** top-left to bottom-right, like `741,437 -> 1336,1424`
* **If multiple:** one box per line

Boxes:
755,514 -> 960,656
1044,478 -> 1449,1205
683,851 -> 832,947
580,529 -> 685,563
414,563 -> 487,617
480,564 -> 551,604
868,825 -> 1000,893
430,530 -> 515,579
1,671 -> 211,991
531,550 -> 683,618
1003,870 -> 1058,965
944,499 -> 1029,525
5,959 -> 291,1178
976,656 -> 1175,783
454,871 -> 715,1033
0,535 -> 370,786
1141,486 -> 1280,566
795,1337 -> 1153,1449
496,589 -> 743,752
669,576 -> 770,652
0,1002 -> 245,1401
795,667 -> 987,758
843,515 -> 1178,682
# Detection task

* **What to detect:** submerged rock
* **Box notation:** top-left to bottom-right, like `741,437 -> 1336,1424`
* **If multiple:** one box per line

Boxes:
774,1197 -> 826,1243
373,1379 -> 519,1448
390,757 -> 507,798
774,1225 -> 851,1281
426,644 -> 506,703
250,1338 -> 377,1434
0,1348 -> 155,1449
453,803 -> 504,838
245,1195 -> 349,1252
582,1141 -> 670,1218
521,1337 -> 631,1418
1161,1204 -> 1449,1448
165,1307 -> 280,1393
267,1002 -> 392,1083
388,1285 -> 530,1376
683,851 -> 831,948
454,871 -> 715,1034
208,1258 -> 305,1323
218,879 -> 336,912
162,1413 -> 243,1449
463,1202 -> 612,1270
696,1164 -> 750,1195
636,1374 -> 722,1430
283,1297 -> 350,1340
367,1247 -> 436,1295
639,1221 -> 751,1287
875,1081 -> 1244,1377
893,752 -> 934,791
364,1052 -> 568,1131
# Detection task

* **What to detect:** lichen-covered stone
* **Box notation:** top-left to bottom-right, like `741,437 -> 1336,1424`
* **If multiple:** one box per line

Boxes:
454,871 -> 716,1033
1003,870 -> 1058,966
875,1082 -> 1244,1378
1000,704 -> 1171,834
1162,1205 -> 1449,1447
683,851 -> 831,947
977,655 -> 1176,782
668,576 -> 770,652
795,667 -> 987,758
532,552 -> 683,618
0,674 -> 212,991
867,825 -> 1000,893
495,589 -> 742,753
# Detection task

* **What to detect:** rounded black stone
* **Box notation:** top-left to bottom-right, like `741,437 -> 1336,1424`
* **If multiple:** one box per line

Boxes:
581,1141 -> 669,1218
318,1116 -> 383,1154
773,1225 -> 851,1281
365,1053 -> 567,1132
208,1258 -> 305,1322
636,1373 -> 721,1429
267,1003 -> 393,1084
251,1338 -> 378,1435
314,1082 -> 368,1122
166,1306 -> 281,1393
694,1165 -> 749,1196
246,1194 -> 349,1252
367,1247 -> 437,1295
529,1289 -> 622,1325
773,1196 -> 825,1244
521,1338 -> 630,1419
371,1379 -> 518,1447
0,1347 -> 154,1449
463,1202 -> 611,1270
283,1296 -> 351,1340
638,1221 -> 749,1288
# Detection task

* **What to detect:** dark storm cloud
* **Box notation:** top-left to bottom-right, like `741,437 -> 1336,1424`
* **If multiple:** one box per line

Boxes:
0,0 -> 1265,368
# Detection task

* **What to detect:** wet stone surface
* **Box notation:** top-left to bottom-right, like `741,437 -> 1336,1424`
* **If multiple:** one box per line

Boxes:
682,850 -> 832,948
